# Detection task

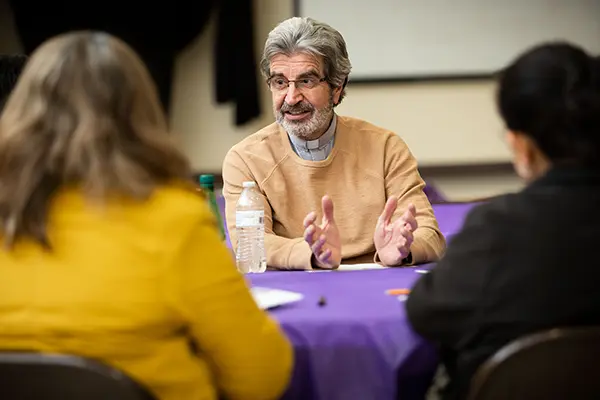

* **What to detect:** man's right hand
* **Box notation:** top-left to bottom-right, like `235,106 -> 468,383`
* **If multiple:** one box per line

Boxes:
302,195 -> 342,269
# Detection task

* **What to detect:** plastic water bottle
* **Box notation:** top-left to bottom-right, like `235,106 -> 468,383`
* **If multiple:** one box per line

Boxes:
235,181 -> 267,273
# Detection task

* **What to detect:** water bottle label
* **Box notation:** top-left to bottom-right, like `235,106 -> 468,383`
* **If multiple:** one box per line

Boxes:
236,210 -> 264,227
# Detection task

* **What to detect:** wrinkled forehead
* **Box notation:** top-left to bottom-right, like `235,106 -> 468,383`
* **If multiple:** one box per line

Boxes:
269,52 -> 324,79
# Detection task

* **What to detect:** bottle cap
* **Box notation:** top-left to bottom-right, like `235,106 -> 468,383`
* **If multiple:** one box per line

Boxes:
242,181 -> 256,188
199,174 -> 214,186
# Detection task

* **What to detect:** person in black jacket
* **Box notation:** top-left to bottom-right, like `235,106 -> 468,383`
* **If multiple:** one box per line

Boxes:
0,54 -> 27,111
406,42 -> 600,400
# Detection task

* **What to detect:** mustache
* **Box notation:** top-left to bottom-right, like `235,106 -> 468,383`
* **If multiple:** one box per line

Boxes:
280,102 -> 314,114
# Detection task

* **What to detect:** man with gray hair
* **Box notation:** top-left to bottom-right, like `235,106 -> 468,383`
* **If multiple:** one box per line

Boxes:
223,17 -> 445,270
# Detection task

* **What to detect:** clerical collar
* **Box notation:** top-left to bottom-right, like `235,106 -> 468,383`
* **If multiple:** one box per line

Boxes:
288,115 -> 337,151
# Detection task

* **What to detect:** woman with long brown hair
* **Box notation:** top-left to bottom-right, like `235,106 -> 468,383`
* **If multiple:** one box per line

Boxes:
0,31 -> 292,400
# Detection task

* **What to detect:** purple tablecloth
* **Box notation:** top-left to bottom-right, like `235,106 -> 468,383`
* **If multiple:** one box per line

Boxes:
247,267 -> 439,400
432,202 -> 479,240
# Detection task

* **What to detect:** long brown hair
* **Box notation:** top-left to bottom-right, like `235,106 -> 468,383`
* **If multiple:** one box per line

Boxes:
0,31 -> 191,249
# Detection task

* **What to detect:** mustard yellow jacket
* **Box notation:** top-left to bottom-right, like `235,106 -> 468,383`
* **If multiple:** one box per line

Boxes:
0,185 -> 293,400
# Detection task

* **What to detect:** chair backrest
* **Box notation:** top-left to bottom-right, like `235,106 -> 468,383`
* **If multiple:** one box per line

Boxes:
468,327 -> 600,400
0,352 -> 156,400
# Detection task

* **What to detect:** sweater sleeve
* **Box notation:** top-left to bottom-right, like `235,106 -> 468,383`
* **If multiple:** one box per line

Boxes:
164,207 -> 293,400
378,134 -> 446,265
222,149 -> 313,270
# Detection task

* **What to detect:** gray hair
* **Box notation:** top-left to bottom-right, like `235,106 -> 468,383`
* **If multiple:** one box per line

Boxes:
260,17 -> 352,105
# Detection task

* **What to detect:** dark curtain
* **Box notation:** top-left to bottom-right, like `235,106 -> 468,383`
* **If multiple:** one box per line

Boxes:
9,0 -> 261,125
215,0 -> 261,125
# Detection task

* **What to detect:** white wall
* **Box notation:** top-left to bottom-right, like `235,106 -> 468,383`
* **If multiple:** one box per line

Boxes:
298,0 -> 600,79
0,0 -> 524,201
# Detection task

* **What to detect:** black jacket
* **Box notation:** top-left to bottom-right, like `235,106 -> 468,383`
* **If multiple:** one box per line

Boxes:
406,166 -> 600,400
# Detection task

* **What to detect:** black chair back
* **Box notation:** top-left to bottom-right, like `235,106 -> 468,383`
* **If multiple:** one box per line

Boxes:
0,352 -> 156,400
468,327 -> 600,400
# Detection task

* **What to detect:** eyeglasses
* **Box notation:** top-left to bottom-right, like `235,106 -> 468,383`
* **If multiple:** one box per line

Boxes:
267,76 -> 327,92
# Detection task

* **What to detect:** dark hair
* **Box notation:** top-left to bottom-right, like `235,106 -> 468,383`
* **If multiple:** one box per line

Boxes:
0,54 -> 27,110
497,42 -> 600,165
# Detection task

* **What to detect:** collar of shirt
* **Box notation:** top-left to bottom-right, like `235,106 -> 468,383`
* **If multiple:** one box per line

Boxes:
288,115 -> 337,160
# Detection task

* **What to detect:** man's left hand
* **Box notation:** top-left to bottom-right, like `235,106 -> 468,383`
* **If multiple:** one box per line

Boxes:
374,196 -> 418,266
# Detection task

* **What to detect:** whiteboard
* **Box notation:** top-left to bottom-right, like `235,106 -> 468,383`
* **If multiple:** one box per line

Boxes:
296,0 -> 600,81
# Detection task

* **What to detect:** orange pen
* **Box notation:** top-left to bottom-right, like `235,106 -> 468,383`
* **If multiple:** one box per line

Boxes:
385,288 -> 411,296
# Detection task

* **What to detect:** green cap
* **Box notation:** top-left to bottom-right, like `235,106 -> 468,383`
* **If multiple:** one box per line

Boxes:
199,174 -> 214,185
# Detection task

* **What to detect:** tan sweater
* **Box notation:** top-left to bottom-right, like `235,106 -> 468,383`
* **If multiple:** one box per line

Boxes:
222,116 -> 446,270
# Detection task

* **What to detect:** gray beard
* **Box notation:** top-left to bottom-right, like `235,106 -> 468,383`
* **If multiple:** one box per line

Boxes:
275,102 -> 334,140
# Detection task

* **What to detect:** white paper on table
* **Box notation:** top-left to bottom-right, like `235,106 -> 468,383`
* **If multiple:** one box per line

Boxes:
250,287 -> 304,310
336,263 -> 389,271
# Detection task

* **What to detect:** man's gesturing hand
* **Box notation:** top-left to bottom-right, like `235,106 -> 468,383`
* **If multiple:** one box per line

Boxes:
374,196 -> 418,266
303,195 -> 342,269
